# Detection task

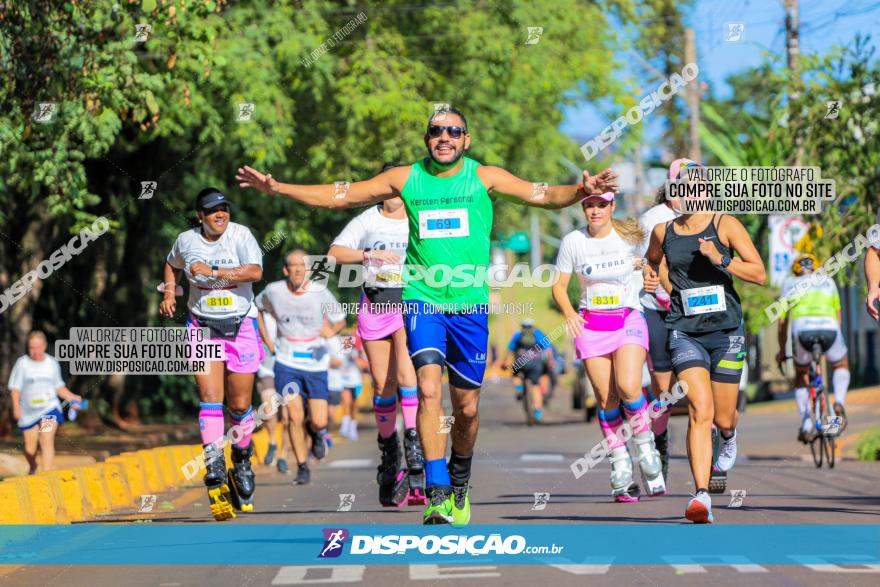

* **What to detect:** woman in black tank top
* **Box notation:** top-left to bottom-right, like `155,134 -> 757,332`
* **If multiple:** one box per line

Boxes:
646,202 -> 765,523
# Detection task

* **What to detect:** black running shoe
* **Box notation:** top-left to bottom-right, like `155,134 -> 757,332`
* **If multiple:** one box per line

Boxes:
295,463 -> 310,485
310,428 -> 327,460
655,429 -> 670,481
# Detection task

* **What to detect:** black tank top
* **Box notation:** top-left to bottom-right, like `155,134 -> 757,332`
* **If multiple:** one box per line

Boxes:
662,214 -> 742,332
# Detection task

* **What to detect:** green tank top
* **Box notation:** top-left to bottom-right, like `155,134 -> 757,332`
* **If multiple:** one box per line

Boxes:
400,157 -> 493,311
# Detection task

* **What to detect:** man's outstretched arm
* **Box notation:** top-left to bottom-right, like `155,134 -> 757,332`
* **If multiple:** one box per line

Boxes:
477,166 -> 619,209
236,165 -> 408,209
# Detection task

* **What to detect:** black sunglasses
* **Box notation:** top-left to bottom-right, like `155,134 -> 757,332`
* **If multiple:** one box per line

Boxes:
428,125 -> 465,139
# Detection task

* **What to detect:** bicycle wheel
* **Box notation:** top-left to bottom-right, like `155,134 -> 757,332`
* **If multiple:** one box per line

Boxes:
825,432 -> 836,468
523,380 -> 534,426
810,435 -> 823,468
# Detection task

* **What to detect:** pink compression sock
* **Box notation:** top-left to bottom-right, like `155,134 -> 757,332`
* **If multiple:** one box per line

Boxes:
598,407 -> 626,450
622,396 -> 651,435
399,386 -> 418,430
229,406 -> 255,449
374,394 -> 398,439
199,402 -> 225,447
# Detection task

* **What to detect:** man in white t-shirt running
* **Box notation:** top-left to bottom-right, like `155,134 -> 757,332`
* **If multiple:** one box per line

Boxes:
9,330 -> 82,473
256,249 -> 346,485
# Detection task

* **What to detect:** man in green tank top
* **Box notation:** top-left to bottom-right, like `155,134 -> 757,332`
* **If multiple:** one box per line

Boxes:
237,107 -> 619,525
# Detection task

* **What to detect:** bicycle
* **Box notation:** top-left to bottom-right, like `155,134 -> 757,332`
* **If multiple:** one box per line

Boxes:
781,330 -> 842,469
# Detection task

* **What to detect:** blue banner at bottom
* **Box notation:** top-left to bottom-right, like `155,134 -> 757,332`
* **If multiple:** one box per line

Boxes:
0,524 -> 878,565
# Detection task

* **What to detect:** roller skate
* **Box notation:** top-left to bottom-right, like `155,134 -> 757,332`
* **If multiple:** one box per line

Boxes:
709,428 -> 727,494
634,431 -> 666,496
228,443 -> 255,512
204,444 -> 236,521
377,432 -> 409,507
403,428 -> 427,505
609,446 -> 640,503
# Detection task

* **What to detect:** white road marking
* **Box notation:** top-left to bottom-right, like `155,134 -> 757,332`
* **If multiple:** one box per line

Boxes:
272,565 -> 366,584
409,565 -> 501,580
514,467 -> 569,474
520,453 -> 564,462
327,459 -> 374,469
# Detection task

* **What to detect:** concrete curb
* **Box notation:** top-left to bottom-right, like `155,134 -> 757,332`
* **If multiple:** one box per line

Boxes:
0,429 -> 269,524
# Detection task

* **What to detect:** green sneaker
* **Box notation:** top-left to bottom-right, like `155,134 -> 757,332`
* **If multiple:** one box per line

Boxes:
423,485 -> 454,525
450,484 -> 471,527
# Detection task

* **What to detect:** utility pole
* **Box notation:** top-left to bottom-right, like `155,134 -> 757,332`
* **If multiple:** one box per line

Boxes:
684,28 -> 701,163
785,0 -> 799,74
785,0 -> 802,165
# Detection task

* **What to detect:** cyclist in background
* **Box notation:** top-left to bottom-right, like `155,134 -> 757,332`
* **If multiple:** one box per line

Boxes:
498,319 -> 554,423
776,254 -> 850,439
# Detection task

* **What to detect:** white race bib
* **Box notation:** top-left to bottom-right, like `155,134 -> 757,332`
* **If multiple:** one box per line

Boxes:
418,209 -> 469,239
201,291 -> 235,314
586,283 -> 627,310
681,285 -> 726,316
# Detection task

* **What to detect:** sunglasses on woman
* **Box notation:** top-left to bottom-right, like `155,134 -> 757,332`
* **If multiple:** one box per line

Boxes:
427,125 -> 465,139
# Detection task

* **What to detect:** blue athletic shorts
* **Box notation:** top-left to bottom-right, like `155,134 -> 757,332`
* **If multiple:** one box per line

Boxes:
19,407 -> 65,431
403,300 -> 489,389
274,362 -> 329,401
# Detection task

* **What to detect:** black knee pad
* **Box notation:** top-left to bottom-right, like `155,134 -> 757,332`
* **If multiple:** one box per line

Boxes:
411,349 -> 445,371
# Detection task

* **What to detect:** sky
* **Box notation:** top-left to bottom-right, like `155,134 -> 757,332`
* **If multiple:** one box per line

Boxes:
560,0 -> 880,149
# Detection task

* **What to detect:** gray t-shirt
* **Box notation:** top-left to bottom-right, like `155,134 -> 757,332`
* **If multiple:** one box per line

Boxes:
255,280 -> 346,371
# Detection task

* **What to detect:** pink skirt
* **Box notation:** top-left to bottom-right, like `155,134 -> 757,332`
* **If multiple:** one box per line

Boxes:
356,293 -> 404,341
574,308 -> 649,360
187,315 -> 264,374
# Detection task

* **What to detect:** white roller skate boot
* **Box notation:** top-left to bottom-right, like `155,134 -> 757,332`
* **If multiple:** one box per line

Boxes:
634,431 -> 666,496
609,446 -> 640,503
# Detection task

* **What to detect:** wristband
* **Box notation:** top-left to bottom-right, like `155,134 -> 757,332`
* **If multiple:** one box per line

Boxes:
211,265 -> 219,279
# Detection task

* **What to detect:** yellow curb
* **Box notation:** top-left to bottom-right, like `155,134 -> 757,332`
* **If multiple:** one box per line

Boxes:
71,465 -> 112,516
0,481 -> 30,524
97,461 -> 132,508
252,428 -> 269,464
40,470 -> 87,522
8,475 -> 69,524
135,450 -> 165,493
152,447 -> 177,488
106,454 -> 147,498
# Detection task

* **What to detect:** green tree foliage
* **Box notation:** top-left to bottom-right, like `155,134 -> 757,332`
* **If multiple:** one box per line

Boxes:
0,0 -> 654,431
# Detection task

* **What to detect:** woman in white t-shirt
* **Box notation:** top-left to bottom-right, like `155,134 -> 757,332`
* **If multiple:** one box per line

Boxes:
327,163 -> 425,507
8,331 -> 82,473
159,187 -> 264,520
552,192 -> 665,502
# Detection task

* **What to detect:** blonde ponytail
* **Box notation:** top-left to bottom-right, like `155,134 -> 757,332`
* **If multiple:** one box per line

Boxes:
611,217 -> 645,247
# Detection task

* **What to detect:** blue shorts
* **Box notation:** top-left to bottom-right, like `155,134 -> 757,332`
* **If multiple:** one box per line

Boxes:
274,362 -> 329,401
19,407 -> 65,431
403,301 -> 489,389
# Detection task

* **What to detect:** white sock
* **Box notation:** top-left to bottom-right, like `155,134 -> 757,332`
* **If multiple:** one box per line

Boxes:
795,387 -> 810,431
350,420 -> 358,438
832,369 -> 850,406
340,415 -> 352,436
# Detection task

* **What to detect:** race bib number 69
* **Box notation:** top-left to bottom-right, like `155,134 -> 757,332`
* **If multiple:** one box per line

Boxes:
418,209 -> 469,239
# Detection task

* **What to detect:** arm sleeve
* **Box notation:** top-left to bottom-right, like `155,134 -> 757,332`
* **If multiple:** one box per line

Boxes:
322,290 -> 347,323
332,212 -> 368,250
555,235 -> 574,274
166,235 -> 185,269
237,226 -> 264,267
8,358 -> 23,390
535,329 -> 551,349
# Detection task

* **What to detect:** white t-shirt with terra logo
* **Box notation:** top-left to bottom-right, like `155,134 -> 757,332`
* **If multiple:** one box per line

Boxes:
166,222 -> 263,319
556,227 -> 642,311
8,354 -> 65,427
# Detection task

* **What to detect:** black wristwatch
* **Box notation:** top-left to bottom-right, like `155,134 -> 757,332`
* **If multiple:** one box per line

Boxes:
718,255 -> 732,269
211,264 -> 219,278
